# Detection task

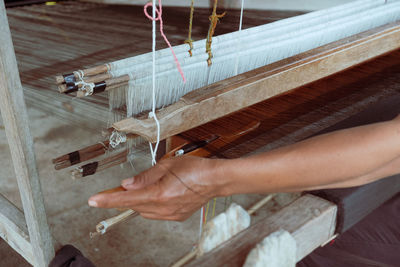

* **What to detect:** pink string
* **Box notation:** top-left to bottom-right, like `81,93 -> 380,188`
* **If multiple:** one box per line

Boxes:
144,1 -> 186,83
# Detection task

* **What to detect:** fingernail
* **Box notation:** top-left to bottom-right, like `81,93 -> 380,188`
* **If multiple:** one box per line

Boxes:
122,177 -> 135,187
88,200 -> 98,207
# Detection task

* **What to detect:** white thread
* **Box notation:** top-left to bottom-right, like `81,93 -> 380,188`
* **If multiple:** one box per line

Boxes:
199,206 -> 204,239
74,70 -> 95,96
148,0 -> 161,167
148,111 -> 160,166
106,0 -> 400,117
109,130 -> 127,148
234,0 -> 245,75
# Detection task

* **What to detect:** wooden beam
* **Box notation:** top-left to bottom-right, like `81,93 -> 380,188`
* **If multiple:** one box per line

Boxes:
0,1 -> 55,266
185,195 -> 337,266
114,21 -> 400,143
0,194 -> 34,265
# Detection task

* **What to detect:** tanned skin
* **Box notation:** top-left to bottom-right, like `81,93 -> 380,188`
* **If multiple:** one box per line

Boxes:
88,115 -> 400,221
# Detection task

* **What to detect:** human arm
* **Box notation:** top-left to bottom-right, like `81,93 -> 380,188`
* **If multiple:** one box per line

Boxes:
88,116 -> 400,220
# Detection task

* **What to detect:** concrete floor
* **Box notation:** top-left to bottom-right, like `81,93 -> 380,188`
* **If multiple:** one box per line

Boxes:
0,106 -> 298,266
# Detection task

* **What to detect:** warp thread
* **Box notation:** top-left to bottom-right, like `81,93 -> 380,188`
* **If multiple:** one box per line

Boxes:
144,1 -> 186,83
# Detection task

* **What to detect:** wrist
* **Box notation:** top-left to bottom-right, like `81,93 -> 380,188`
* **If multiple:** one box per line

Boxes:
209,158 -> 244,197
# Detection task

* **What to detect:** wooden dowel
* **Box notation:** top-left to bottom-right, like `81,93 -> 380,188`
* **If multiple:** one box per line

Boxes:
71,150 -> 128,179
57,73 -> 113,93
55,149 -> 107,170
97,149 -> 128,166
172,194 -> 276,267
172,251 -> 197,267
247,194 -> 276,216
52,141 -> 109,164
53,130 -> 137,171
90,209 -> 138,238
55,64 -> 109,85
52,141 -> 110,170
75,79 -> 129,98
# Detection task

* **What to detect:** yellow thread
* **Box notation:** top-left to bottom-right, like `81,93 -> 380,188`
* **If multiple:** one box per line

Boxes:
184,0 -> 195,57
206,0 -> 226,66
204,201 -> 210,224
211,198 -> 217,218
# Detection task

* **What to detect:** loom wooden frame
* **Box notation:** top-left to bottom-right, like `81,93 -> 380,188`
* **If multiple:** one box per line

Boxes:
0,1 -> 395,266
0,1 -> 56,266
114,21 -> 400,143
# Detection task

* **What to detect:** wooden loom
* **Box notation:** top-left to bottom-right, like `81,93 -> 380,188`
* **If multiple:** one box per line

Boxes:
52,1 -> 400,265
1,1 -> 400,266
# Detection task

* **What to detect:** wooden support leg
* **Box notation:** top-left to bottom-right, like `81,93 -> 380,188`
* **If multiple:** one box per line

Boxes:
0,1 -> 55,266
0,194 -> 34,265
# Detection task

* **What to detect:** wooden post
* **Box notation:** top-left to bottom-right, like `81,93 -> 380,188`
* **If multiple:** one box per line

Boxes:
0,1 -> 55,266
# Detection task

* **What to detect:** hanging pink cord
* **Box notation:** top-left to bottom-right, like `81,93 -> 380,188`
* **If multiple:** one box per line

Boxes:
144,1 -> 186,83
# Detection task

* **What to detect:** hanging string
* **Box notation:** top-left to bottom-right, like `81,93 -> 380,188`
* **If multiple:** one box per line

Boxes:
184,0 -> 195,57
206,0 -> 226,66
234,0 -> 245,75
144,0 -> 186,165
144,1 -> 186,83
74,70 -> 95,96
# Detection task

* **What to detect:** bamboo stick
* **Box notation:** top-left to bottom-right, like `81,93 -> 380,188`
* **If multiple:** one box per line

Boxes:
57,73 -> 113,93
55,64 -> 109,85
71,150 -> 128,179
75,83 -> 123,97
52,140 -> 110,170
53,129 -> 138,171
90,209 -> 138,238
172,194 -> 276,267
74,74 -> 130,97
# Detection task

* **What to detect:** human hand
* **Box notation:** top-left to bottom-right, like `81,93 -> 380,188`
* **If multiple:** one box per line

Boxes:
88,156 -> 230,221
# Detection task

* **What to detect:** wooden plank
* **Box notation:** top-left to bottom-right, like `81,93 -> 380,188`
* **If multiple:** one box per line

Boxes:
0,1 -> 54,266
186,195 -> 337,266
174,50 -> 400,159
0,193 -> 34,265
114,21 -> 400,142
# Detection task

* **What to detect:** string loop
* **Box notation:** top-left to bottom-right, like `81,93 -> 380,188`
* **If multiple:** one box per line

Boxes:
143,1 -> 186,83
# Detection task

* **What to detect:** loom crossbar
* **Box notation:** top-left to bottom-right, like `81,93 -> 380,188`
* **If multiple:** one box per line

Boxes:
113,21 -> 400,142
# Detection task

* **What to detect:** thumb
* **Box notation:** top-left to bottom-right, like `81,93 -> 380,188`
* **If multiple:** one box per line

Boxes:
121,164 -> 165,190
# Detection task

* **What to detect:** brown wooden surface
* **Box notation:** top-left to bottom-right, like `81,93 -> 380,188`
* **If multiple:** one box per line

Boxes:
7,1 -> 303,129
168,48 -> 400,159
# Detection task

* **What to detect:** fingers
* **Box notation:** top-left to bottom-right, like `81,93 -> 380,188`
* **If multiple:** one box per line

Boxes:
88,188 -> 154,209
122,163 -> 167,190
